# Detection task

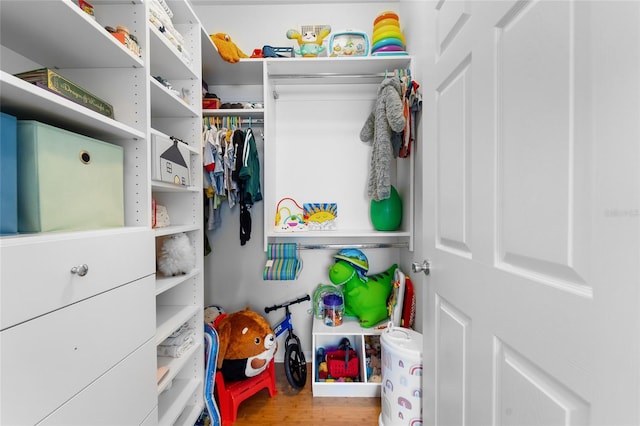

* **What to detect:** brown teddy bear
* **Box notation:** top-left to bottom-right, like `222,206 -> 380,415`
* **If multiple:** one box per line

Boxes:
216,307 -> 277,381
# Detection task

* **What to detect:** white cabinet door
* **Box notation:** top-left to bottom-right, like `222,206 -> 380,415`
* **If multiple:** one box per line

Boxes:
0,276 -> 155,425
39,340 -> 157,426
419,1 -> 640,424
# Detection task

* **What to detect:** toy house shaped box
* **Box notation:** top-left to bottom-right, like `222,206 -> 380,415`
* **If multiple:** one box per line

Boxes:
151,134 -> 191,186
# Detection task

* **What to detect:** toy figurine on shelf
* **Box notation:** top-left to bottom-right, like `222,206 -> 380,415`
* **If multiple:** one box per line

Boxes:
286,25 -> 331,57
210,33 -> 249,63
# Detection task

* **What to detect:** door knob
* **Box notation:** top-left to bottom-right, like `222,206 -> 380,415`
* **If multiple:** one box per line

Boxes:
411,260 -> 430,275
70,264 -> 89,277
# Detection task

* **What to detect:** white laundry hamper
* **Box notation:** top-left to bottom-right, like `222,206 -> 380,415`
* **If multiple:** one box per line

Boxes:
379,323 -> 423,426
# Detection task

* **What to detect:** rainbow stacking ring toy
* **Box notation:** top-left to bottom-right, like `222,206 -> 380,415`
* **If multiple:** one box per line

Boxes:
370,11 -> 407,56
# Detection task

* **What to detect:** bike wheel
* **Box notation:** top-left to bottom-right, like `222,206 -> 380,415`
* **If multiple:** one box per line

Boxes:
284,340 -> 307,390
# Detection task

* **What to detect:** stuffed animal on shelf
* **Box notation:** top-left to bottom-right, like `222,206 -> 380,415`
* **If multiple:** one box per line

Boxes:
210,33 -> 248,63
215,307 -> 277,381
328,248 -> 397,328
156,232 -> 195,277
286,26 -> 331,57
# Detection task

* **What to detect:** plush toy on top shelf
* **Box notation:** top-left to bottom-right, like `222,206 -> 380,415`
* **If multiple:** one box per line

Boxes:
210,33 -> 249,63
328,248 -> 397,328
286,26 -> 331,57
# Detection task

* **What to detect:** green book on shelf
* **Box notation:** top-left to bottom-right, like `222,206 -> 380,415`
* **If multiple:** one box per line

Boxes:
14,68 -> 115,119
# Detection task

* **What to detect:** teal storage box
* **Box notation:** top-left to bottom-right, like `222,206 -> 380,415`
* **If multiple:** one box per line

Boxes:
1,112 -> 18,234
17,121 -> 124,233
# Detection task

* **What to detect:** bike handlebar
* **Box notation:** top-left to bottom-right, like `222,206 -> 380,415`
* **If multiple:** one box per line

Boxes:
264,294 -> 311,313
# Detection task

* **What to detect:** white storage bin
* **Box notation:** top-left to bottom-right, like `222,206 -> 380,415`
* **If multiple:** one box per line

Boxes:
379,325 -> 423,426
16,121 -> 124,233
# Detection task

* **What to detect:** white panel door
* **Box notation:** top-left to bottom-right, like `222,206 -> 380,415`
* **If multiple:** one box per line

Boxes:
419,1 -> 640,425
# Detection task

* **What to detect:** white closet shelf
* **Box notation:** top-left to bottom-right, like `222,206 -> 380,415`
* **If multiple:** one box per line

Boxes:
154,224 -> 200,237
152,180 -> 201,193
174,403 -> 204,426
150,26 -> 198,80
158,378 -> 202,424
266,56 -> 412,80
201,28 -> 264,86
267,230 -> 412,239
157,347 -> 201,394
150,77 -> 200,118
155,304 -> 200,345
0,0 -> 143,70
0,72 -> 145,142
156,269 -> 201,296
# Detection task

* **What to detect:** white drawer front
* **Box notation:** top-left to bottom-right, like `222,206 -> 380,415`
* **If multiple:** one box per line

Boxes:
38,339 -> 157,426
0,228 -> 154,330
0,275 -> 155,426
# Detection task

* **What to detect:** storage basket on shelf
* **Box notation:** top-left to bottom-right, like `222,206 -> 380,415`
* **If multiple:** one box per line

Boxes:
326,349 -> 359,378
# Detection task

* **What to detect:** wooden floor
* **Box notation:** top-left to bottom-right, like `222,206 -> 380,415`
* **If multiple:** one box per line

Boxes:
231,363 -> 381,425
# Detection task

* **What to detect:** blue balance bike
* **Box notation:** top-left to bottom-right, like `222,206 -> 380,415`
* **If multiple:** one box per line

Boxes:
264,294 -> 310,390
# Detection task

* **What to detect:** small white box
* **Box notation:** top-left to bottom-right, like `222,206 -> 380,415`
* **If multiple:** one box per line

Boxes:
151,134 -> 191,186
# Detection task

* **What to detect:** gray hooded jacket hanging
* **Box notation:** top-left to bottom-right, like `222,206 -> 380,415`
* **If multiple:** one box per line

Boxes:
359,76 -> 406,201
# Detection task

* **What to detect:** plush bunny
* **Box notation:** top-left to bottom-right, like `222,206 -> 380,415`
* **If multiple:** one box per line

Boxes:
360,76 -> 406,201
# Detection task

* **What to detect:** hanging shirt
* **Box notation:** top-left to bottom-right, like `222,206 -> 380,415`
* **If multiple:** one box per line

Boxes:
223,134 -> 238,209
238,127 -> 262,205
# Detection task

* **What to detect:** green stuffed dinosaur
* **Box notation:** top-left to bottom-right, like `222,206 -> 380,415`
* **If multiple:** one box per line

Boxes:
329,259 -> 397,328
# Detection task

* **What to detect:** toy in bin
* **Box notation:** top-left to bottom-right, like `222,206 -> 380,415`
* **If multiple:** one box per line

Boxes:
323,293 -> 344,327
326,338 -> 359,379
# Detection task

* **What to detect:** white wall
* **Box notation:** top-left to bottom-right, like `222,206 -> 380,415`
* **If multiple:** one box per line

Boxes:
193,1 -> 400,60
193,1 -> 418,360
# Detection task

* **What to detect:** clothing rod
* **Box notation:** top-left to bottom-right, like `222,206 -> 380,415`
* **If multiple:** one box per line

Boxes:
296,242 -> 408,250
272,72 -> 395,79
203,117 -> 264,121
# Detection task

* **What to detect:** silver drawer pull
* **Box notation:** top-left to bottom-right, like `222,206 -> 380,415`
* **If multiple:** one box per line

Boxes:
70,264 -> 89,277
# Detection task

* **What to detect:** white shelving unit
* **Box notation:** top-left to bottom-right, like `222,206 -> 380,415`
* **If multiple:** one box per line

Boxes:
0,1 -> 156,425
148,1 -> 204,425
263,56 -> 415,251
201,52 -> 414,253
199,52 -> 414,398
0,0 -> 204,424
312,316 -> 384,397
262,56 -> 413,397
201,29 -> 266,123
